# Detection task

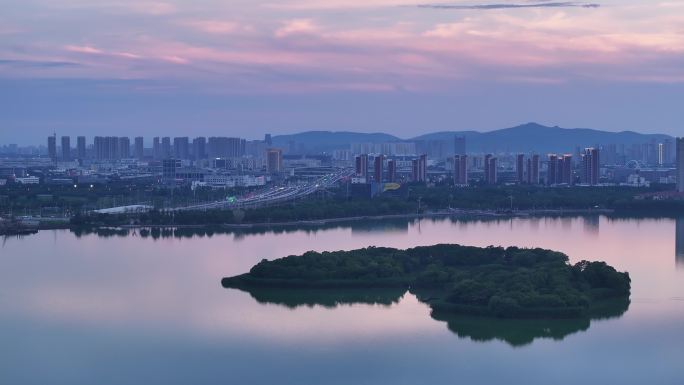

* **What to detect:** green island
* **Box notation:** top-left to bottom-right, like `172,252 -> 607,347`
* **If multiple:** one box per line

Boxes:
222,244 -> 631,319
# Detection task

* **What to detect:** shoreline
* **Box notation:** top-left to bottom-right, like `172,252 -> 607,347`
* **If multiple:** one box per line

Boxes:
2,208 -> 616,235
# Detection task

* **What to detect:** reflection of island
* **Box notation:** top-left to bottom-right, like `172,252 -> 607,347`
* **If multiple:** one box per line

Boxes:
234,286 -> 406,309
676,218 -> 684,268
429,298 -> 629,347
228,285 -> 629,347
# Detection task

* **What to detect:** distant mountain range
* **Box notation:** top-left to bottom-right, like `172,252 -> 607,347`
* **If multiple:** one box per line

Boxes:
272,122 -> 673,154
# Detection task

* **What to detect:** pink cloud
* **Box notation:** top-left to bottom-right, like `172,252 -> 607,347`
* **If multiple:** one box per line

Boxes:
180,20 -> 253,35
64,45 -> 103,54
275,19 -> 319,38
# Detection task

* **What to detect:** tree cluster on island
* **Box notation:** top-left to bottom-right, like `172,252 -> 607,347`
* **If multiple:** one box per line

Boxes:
222,244 -> 631,319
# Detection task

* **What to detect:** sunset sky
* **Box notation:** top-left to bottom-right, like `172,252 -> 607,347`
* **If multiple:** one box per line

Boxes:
1,0 -> 683,143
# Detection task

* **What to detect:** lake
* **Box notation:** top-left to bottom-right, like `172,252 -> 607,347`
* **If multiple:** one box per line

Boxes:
2,215 -> 684,385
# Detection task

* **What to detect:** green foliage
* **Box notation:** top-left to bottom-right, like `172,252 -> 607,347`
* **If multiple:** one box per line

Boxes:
223,244 -> 631,319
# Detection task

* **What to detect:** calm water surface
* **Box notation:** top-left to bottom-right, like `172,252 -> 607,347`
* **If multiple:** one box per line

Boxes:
2,216 -> 684,385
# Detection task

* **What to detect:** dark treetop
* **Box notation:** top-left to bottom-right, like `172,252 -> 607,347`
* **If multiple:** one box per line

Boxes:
222,244 -> 631,319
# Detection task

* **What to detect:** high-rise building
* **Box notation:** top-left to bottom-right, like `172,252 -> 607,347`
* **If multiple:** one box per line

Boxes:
94,136 -> 104,160
485,156 -> 497,184
387,160 -> 397,183
663,139 -> 674,164
93,136 -> 119,160
193,137 -> 206,160
134,137 -> 144,159
412,154 -> 427,182
547,154 -> 558,185
582,148 -> 600,185
173,137 -> 189,159
604,144 -> 617,166
677,138 -> 684,193
48,134 -> 57,160
162,158 -> 181,183
266,148 -> 283,173
161,137 -> 171,159
516,154 -> 524,184
531,154 -> 540,185
229,137 -> 246,158
355,154 -> 368,179
109,136 -> 119,159
265,134 -> 272,146
119,137 -> 130,159
561,155 -> 573,185
61,136 -> 70,160
454,155 -> 468,186
206,137 -> 245,158
153,137 -> 161,160
484,154 -> 492,184
374,154 -> 384,182
454,136 -> 466,156
77,136 -> 86,159
526,154 -> 540,185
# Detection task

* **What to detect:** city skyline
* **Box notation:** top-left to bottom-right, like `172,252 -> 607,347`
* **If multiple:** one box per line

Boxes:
1,0 -> 683,143
1,121 -> 679,147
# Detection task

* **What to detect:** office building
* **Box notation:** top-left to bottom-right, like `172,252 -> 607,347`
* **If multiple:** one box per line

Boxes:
454,155 -> 468,186
174,137 -> 189,160
374,155 -> 384,182
516,154 -> 524,184
265,134 -> 272,146
355,154 -> 368,179
387,160 -> 397,183
677,138 -> 684,193
266,148 -> 283,173
134,137 -> 144,159
412,154 -> 427,182
77,136 -> 86,159
47,135 -> 57,160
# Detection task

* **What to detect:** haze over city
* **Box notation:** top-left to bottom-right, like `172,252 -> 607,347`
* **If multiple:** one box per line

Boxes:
2,0 -> 684,144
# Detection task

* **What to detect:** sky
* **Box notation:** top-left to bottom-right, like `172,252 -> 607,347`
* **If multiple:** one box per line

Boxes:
1,0 -> 683,144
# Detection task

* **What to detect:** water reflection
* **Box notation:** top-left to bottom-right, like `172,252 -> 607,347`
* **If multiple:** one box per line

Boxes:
226,285 -> 630,347
64,215 -> 684,271
676,218 -> 684,268
430,298 -> 629,347
350,219 -> 409,234
582,215 -> 600,236
234,287 -> 406,309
